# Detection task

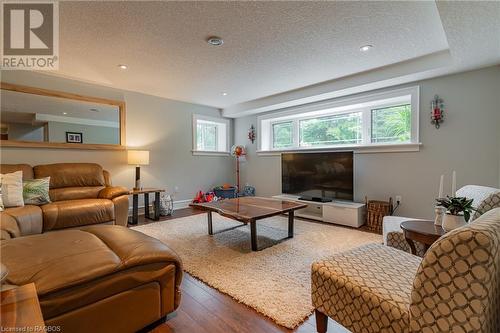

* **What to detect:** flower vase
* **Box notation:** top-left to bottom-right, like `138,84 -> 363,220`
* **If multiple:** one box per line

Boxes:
442,213 -> 467,232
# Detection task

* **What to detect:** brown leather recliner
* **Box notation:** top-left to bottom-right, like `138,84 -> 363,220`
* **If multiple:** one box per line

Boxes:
1,225 -> 183,333
1,163 -> 129,239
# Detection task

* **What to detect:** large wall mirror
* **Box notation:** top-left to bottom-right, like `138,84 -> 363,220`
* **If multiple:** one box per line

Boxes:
0,83 -> 125,149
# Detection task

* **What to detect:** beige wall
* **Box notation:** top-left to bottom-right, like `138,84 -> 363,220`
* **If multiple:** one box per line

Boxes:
234,66 -> 500,219
0,71 -> 234,203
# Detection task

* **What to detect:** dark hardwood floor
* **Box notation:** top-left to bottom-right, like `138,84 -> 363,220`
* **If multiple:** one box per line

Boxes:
132,207 -> 350,333
150,272 -> 347,333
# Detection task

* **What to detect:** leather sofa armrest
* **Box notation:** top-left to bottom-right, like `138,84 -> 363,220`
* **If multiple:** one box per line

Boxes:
112,195 -> 129,227
0,212 -> 21,240
98,186 -> 129,200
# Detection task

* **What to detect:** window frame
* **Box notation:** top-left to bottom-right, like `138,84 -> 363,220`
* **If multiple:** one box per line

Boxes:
257,86 -> 420,154
270,120 -> 295,149
192,114 -> 230,156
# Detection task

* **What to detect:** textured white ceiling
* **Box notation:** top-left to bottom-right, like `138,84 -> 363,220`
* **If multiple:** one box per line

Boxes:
53,1 -> 450,109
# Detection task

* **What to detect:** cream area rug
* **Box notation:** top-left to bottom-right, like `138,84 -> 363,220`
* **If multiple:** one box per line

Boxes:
132,213 -> 382,329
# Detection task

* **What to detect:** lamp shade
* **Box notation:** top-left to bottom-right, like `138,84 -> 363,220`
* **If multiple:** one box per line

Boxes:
127,150 -> 149,165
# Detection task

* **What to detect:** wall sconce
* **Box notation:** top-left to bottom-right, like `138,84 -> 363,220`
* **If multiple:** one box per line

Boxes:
431,95 -> 444,129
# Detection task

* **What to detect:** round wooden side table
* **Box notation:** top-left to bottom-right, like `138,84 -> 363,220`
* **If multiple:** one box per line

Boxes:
400,220 -> 446,255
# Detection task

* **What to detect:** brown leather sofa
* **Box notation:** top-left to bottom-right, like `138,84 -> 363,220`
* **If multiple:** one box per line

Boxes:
1,163 -> 129,240
1,225 -> 183,333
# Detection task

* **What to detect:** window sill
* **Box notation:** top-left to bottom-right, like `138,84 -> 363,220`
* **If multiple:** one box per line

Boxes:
256,142 -> 422,156
192,150 -> 230,156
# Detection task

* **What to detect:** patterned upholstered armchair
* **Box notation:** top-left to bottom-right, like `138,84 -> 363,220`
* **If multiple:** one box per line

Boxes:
383,185 -> 500,256
311,208 -> 499,333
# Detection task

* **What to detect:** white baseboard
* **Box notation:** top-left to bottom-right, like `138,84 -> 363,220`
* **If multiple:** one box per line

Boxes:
128,199 -> 192,216
173,199 -> 191,210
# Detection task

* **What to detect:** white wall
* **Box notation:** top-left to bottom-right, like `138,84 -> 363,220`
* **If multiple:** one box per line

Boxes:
234,66 -> 500,219
7,123 -> 44,142
0,71 -> 234,203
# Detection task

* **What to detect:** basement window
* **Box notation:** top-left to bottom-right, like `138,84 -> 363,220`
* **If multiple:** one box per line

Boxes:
192,114 -> 230,155
258,86 -> 420,154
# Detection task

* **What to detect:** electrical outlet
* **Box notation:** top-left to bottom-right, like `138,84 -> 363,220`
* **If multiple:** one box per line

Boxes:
395,195 -> 402,204
174,186 -> 179,193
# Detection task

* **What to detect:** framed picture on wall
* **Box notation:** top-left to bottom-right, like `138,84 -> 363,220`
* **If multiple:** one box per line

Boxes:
66,132 -> 83,143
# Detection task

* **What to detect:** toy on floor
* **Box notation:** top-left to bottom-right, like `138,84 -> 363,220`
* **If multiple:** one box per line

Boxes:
192,191 -> 219,203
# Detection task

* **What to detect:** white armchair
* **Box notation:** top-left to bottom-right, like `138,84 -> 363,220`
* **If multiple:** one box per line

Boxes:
383,185 -> 500,256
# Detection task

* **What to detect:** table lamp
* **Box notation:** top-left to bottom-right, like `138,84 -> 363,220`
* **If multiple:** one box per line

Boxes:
127,150 -> 149,190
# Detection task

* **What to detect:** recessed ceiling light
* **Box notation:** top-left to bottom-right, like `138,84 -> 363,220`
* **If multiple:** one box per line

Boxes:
62,112 -> 67,115
207,36 -> 224,46
360,45 -> 373,52
118,64 -> 128,69
222,92 -> 228,96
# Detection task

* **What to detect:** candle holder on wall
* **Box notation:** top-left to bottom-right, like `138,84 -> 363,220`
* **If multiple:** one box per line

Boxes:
248,125 -> 256,144
430,95 -> 444,129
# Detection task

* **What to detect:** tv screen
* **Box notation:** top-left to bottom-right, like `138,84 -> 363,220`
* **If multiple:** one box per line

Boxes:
282,152 -> 353,201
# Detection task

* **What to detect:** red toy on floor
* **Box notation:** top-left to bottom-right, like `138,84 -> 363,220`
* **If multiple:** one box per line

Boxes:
192,191 -> 218,203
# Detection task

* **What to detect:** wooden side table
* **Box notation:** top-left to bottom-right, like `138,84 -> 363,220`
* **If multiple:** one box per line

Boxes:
129,188 -> 165,225
400,220 -> 446,255
1,283 -> 45,331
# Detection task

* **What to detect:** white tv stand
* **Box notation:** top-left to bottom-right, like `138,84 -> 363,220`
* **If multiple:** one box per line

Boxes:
273,194 -> 366,228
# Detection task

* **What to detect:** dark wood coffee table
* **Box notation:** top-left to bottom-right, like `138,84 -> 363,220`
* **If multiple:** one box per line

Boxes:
400,220 -> 446,255
190,197 -> 307,251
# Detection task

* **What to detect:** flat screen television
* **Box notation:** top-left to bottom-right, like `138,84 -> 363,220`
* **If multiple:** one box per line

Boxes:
282,152 -> 353,201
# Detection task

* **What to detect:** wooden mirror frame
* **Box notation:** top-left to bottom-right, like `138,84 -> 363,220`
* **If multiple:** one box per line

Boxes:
0,82 -> 126,150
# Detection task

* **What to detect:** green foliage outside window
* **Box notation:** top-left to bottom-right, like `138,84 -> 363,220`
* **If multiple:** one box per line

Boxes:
197,123 -> 217,151
273,121 -> 293,148
371,104 -> 411,143
299,112 -> 362,146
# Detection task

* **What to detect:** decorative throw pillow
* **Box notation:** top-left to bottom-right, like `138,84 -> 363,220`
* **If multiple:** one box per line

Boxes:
23,177 -> 51,205
0,171 -> 24,207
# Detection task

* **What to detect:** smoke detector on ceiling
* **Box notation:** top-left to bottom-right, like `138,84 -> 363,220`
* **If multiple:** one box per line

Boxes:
207,36 -> 224,46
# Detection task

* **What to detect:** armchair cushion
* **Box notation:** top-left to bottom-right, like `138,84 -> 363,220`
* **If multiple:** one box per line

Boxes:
49,186 -> 104,202
98,186 -> 129,200
383,216 -> 427,256
312,243 -> 421,333
41,199 -> 114,231
409,208 -> 500,333
0,164 -> 33,180
34,163 -> 105,188
456,185 -> 500,221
